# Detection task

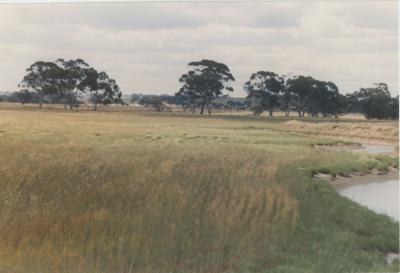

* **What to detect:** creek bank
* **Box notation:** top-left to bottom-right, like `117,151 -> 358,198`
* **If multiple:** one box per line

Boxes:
314,168 -> 400,265
314,142 -> 397,156
313,168 -> 399,190
313,142 -> 361,152
339,179 -> 398,221
313,139 -> 399,267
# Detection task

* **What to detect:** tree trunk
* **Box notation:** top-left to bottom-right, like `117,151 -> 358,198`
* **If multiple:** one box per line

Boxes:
285,102 -> 289,116
68,95 -> 74,110
69,97 -> 74,110
192,104 -> 195,114
297,111 -> 302,117
269,110 -> 273,117
208,103 -> 211,115
38,91 -> 43,108
93,91 -> 98,111
200,99 -> 206,115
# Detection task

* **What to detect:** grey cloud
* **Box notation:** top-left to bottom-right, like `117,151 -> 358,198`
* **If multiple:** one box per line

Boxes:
21,3 -> 207,30
0,1 -> 398,96
250,6 -> 303,28
18,3 -> 307,30
337,3 -> 398,31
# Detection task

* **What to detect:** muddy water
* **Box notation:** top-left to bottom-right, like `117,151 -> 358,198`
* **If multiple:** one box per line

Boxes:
359,144 -> 396,155
339,180 -> 399,221
315,142 -> 399,220
341,143 -> 398,221
315,143 -> 397,155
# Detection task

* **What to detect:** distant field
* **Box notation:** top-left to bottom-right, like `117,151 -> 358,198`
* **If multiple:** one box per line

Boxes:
0,102 -> 368,119
0,105 -> 398,273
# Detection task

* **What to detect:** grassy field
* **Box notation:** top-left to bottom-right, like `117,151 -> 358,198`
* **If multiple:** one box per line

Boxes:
0,105 -> 398,273
280,120 -> 399,144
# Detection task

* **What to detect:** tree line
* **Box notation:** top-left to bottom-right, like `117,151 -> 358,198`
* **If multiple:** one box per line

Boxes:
176,59 -> 398,119
9,58 -> 399,119
17,59 -> 122,110
129,93 -> 250,113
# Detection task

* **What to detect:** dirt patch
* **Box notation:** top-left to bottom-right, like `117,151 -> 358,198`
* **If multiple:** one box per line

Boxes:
314,168 -> 399,190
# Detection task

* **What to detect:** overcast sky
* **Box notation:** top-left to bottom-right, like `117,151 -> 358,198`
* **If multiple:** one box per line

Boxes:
0,1 -> 398,96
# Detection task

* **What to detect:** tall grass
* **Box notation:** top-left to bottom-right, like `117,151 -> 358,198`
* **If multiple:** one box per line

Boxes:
0,108 -> 398,273
0,143 -> 299,273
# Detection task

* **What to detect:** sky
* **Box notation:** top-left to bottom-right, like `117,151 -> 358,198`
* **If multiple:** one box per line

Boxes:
0,1 -> 398,97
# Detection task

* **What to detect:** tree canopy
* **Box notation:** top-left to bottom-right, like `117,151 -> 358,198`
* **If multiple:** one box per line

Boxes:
244,71 -> 284,116
18,61 -> 63,108
345,83 -> 398,120
19,59 -> 122,110
286,76 -> 342,117
176,59 -> 235,114
84,69 -> 122,111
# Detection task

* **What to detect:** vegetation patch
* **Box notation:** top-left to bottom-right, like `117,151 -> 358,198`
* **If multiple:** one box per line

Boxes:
0,109 -> 398,273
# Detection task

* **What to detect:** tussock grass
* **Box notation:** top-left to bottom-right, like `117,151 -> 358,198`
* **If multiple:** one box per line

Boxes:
0,108 -> 398,273
0,144 -> 298,273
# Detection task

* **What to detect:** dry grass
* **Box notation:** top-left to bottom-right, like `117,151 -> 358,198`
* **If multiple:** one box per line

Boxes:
0,144 -> 299,272
0,107 -> 397,273
0,102 -> 368,119
0,109 -> 303,273
280,120 -> 399,144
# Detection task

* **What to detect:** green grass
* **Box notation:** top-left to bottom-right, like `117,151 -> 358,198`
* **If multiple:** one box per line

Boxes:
0,108 -> 398,273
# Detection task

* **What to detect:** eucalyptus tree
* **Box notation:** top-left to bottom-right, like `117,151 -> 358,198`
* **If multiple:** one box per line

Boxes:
280,73 -> 296,117
346,83 -> 394,119
83,69 -> 122,111
177,59 -> 235,114
244,71 -> 284,116
317,81 -> 341,117
285,76 -> 319,117
19,61 -> 61,108
55,58 -> 90,109
285,75 -> 342,117
20,59 -> 122,110
388,96 -> 399,120
176,87 -> 198,114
